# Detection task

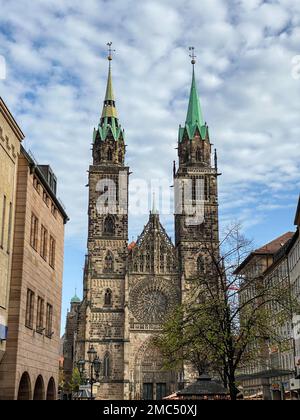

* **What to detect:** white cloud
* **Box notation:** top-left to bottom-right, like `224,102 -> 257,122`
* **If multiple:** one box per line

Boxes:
0,0 -> 299,250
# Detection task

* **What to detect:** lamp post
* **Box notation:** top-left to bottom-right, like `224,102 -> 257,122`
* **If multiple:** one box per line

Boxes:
78,345 -> 101,400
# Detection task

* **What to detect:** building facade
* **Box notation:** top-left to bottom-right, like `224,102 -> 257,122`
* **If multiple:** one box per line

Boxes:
237,199 -> 300,400
63,294 -> 81,396
0,146 -> 68,400
0,98 -> 24,363
289,197 -> 300,388
73,53 -> 220,400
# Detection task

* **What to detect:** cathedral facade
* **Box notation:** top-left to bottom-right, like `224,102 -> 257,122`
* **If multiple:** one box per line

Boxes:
74,50 -> 220,400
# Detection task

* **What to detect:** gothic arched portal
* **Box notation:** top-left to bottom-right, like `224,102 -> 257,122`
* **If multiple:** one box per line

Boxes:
133,340 -> 177,401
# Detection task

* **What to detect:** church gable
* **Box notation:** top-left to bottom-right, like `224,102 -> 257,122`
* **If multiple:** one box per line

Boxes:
128,213 -> 178,275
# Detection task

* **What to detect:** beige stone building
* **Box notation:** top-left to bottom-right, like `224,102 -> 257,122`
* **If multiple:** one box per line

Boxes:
0,98 -> 24,363
73,52 -> 220,400
236,219 -> 300,400
289,197 -> 300,376
0,144 -> 68,400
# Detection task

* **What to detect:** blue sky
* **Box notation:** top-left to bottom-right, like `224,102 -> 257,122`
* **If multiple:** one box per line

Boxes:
0,0 -> 300,332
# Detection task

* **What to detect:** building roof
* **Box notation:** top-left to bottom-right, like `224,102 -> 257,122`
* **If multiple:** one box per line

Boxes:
21,146 -> 69,224
237,369 -> 294,381
71,293 -> 81,304
255,232 -> 294,254
128,241 -> 136,251
0,96 -> 25,142
235,232 -> 294,274
176,375 -> 229,396
295,195 -> 300,227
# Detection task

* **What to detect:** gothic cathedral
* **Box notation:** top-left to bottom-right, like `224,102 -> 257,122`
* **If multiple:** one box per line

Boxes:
75,49 -> 220,400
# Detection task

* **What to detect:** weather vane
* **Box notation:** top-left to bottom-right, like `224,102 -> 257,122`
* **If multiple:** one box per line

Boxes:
189,46 -> 196,66
107,42 -> 116,61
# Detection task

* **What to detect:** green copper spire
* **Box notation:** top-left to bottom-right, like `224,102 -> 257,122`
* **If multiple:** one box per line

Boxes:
71,289 -> 81,304
101,58 -> 118,119
185,67 -> 204,128
94,43 -> 125,143
179,48 -> 208,142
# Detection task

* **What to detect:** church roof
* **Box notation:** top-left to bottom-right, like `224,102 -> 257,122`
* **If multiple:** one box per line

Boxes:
71,293 -> 81,304
295,195 -> 300,227
128,210 -> 177,275
94,53 -> 124,143
186,67 -> 204,129
135,212 -> 174,250
179,65 -> 208,142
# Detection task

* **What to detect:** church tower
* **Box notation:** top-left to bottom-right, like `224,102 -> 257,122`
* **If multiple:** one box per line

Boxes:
174,51 -> 220,380
77,45 -> 129,400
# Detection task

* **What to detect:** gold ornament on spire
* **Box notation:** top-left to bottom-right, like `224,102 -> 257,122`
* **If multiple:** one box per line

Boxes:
107,42 -> 115,62
189,46 -> 196,66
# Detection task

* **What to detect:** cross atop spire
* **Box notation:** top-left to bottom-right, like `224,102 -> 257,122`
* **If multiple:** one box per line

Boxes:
107,42 -> 116,62
189,46 -> 196,66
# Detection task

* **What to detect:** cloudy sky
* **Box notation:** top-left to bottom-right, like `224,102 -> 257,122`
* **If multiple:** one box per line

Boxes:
0,0 -> 300,329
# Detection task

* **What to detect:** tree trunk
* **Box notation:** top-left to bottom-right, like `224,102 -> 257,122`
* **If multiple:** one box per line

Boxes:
228,368 -> 238,401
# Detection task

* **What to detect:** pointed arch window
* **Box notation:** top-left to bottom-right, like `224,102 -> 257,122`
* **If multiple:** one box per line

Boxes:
167,256 -> 172,272
104,215 -> 115,235
107,148 -> 113,161
196,148 -> 202,162
103,353 -> 111,378
139,254 -> 144,272
104,289 -> 112,306
118,151 -> 123,163
184,150 -> 189,163
160,247 -> 165,272
104,251 -> 114,273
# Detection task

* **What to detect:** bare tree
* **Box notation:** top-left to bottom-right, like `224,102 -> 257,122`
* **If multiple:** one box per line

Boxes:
156,223 -> 298,400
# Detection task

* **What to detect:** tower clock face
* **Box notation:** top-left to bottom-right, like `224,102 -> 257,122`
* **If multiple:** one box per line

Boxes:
129,280 -> 173,324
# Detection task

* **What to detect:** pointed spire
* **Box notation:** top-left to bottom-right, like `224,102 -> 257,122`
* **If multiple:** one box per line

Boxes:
178,48 -> 207,142
185,61 -> 204,128
151,192 -> 159,215
101,42 -> 118,120
95,43 -> 125,143
104,64 -> 115,103
71,288 -> 81,304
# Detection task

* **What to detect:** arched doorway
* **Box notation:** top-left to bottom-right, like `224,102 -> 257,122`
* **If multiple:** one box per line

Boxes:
134,340 -> 176,400
46,377 -> 56,400
17,372 -> 32,400
33,375 -> 45,400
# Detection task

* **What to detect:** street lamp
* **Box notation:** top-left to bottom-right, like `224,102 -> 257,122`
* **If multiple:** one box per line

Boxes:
78,359 -> 85,376
87,345 -> 97,363
77,346 -> 101,400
